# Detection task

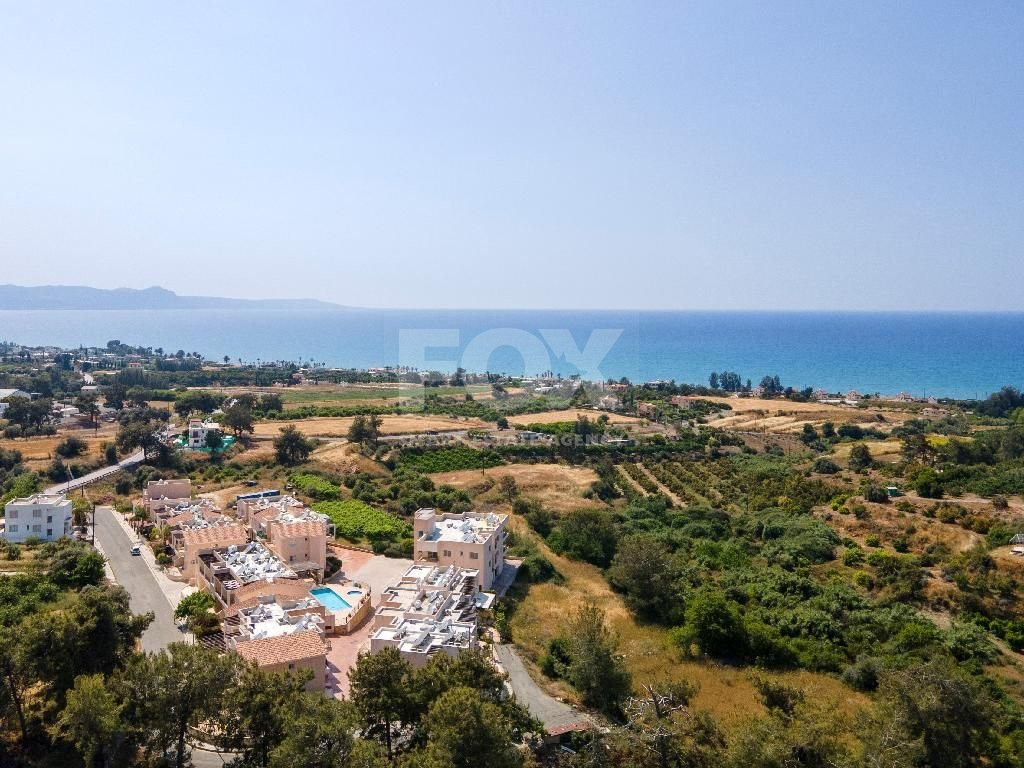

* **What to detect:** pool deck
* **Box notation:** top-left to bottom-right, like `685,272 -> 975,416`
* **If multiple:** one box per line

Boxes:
324,546 -> 414,698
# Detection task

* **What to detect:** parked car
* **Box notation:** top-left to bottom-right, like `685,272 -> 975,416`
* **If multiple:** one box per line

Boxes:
130,544 -> 141,556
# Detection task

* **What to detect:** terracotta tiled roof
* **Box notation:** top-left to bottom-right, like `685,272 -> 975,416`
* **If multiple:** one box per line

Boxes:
235,630 -> 327,667
269,520 -> 327,539
179,523 -> 248,547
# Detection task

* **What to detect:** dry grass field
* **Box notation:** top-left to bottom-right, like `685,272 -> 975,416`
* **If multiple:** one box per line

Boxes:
251,414 -> 487,439
0,424 -> 118,471
510,409 -> 644,426
704,396 -> 909,436
430,463 -> 600,513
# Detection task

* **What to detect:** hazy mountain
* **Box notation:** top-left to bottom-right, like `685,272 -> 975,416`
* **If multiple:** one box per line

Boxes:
0,284 -> 345,310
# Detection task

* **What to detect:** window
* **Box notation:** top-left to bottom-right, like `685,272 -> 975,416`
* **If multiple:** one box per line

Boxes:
7,524 -> 17,533
47,515 -> 52,523
443,549 -> 452,558
33,509 -> 42,518
46,529 -> 52,537
32,524 -> 42,532
470,552 -> 479,560
6,510 -> 16,519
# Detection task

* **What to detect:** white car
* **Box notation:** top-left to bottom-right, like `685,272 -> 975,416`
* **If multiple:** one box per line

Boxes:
130,544 -> 141,556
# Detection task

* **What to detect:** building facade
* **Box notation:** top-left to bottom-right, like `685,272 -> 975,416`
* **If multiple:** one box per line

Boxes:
412,509 -> 507,591
3,494 -> 73,542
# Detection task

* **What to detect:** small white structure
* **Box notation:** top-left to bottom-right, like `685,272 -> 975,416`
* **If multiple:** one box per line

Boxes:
187,419 -> 221,450
0,388 -> 31,417
2,493 -> 73,542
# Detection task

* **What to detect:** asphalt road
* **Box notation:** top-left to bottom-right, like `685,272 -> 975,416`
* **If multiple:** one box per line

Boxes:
495,644 -> 588,733
44,449 -> 145,495
94,506 -> 188,652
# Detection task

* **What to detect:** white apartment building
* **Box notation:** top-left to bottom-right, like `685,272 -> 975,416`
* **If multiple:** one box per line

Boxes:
413,509 -> 508,590
369,563 -> 486,667
187,419 -> 222,450
3,494 -> 73,542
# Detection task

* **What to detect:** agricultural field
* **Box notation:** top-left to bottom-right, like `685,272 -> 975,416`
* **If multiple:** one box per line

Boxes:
250,413 -> 487,438
430,463 -> 602,513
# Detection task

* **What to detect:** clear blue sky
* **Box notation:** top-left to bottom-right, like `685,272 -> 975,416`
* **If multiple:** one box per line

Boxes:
1,2 -> 1021,310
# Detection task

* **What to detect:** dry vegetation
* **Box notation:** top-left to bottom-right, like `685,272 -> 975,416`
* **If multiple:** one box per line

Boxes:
250,414 -> 487,439
431,463 -> 601,513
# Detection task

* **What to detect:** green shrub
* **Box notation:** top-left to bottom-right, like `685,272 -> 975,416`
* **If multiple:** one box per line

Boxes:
289,473 -> 341,501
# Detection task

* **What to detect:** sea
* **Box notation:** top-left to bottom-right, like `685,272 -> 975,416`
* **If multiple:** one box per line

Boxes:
1,309 -> 1022,400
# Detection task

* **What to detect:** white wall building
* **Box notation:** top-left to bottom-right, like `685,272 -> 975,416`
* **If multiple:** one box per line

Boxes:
187,419 -> 222,450
2,494 -> 73,542
413,509 -> 508,591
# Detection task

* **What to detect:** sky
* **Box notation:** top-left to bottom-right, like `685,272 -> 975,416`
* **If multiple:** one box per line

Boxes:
0,2 -> 1021,311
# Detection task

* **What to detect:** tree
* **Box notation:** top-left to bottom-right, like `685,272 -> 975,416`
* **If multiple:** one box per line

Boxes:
173,390 -> 220,418
269,694 -> 371,768
204,428 -> 224,454
799,423 -> 818,446
675,589 -> 746,659
349,648 -> 414,761
709,372 -> 720,390
59,674 -> 122,768
848,443 -> 873,471
274,425 -> 314,465
860,662 -> 993,768
45,540 -> 106,589
419,686 -> 522,768
116,643 -> 241,768
548,508 -> 618,567
607,535 -> 684,624
222,403 -> 255,437
564,601 -> 632,714
174,590 -> 218,636
498,475 -> 519,504
496,416 -> 509,430
71,497 -> 92,527
615,681 -> 725,768
216,664 -> 309,768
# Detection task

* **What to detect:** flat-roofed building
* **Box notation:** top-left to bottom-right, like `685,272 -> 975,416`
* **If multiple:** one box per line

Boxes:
2,493 -> 72,542
179,523 -> 249,583
369,563 -> 484,667
195,540 -> 315,612
413,509 -> 508,590
143,478 -> 192,515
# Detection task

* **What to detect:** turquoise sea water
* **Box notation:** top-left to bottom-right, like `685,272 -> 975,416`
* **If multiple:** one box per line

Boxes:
1,309 -> 1022,398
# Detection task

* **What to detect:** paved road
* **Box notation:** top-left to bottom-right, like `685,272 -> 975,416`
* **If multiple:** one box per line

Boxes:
495,644 -> 589,733
44,449 -> 146,495
94,506 -> 188,652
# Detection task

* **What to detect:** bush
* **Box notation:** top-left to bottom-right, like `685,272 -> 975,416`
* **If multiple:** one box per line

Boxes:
812,457 -> 840,475
289,473 -> 341,501
518,553 -> 561,584
55,436 -> 87,458
864,484 -> 889,504
843,547 -> 865,566
865,534 -> 881,548
841,656 -> 881,691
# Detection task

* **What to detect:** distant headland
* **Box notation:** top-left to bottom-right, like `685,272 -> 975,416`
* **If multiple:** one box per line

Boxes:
0,284 -> 345,311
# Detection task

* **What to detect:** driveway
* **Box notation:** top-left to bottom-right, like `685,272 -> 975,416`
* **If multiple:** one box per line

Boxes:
44,449 -> 145,495
94,506 -> 189,652
495,644 -> 589,734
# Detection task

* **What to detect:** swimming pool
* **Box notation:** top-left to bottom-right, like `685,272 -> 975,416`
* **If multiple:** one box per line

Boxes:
310,587 -> 352,612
